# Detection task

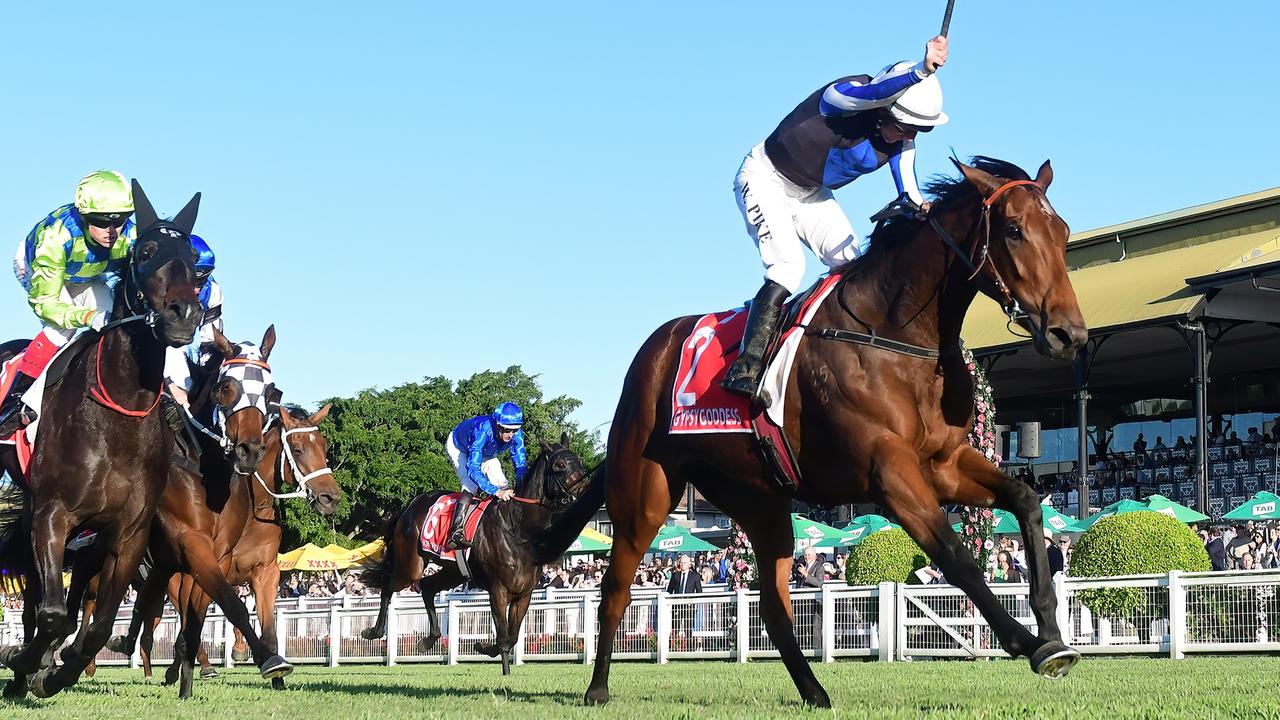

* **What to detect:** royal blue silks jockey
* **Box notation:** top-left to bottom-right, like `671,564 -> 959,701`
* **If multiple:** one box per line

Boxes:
444,402 -> 528,549
162,234 -> 224,430
721,36 -> 950,403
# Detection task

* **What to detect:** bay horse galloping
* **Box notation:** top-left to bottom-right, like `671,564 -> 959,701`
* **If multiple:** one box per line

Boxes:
585,158 -> 1087,707
359,434 -> 592,675
0,181 -> 203,699
114,400 -> 340,691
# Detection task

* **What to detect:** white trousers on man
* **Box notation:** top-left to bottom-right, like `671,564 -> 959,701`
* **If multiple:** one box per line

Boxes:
445,433 -> 509,494
733,143 -> 865,294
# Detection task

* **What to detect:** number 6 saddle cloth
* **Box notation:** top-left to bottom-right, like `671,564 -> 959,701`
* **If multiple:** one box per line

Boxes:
420,493 -> 493,562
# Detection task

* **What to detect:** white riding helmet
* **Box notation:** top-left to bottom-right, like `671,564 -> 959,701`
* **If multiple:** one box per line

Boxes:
875,61 -> 948,129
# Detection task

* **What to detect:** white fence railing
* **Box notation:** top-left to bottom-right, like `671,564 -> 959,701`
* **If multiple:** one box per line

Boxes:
2,570 -> 1276,666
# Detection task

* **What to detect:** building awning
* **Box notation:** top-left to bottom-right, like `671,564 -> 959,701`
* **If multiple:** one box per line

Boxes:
962,228 -> 1280,352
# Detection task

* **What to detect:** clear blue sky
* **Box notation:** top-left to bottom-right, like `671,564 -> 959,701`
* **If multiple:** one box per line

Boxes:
1,2 -> 1276,431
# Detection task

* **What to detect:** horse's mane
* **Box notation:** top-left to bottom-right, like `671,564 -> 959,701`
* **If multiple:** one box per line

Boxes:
847,156 -> 1033,275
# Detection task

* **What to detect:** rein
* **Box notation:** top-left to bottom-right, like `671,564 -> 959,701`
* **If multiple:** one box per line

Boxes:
814,178 -> 1042,357
87,315 -> 163,417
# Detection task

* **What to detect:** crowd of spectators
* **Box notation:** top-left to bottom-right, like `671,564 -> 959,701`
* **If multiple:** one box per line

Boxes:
276,570 -> 369,599
1201,521 -> 1280,571
536,549 -> 854,592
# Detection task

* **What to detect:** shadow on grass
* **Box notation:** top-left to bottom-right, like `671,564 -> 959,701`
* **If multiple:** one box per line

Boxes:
296,680 -> 581,704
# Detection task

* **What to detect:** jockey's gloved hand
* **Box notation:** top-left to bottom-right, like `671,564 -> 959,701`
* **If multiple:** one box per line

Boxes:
88,310 -> 108,331
495,488 -> 515,501
924,35 -> 948,74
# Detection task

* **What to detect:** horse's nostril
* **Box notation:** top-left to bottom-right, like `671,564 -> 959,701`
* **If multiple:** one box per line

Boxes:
1048,326 -> 1073,350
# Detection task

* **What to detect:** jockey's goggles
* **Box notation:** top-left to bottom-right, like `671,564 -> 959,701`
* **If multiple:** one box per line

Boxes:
496,424 -> 521,432
84,212 -> 131,228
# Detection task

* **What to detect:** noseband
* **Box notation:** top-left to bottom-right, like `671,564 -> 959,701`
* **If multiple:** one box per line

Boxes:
511,447 -> 589,509
252,411 -> 333,501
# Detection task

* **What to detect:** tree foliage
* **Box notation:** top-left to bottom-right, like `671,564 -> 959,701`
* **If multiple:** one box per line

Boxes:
1069,512 -> 1210,618
845,529 -> 931,586
282,365 -> 603,548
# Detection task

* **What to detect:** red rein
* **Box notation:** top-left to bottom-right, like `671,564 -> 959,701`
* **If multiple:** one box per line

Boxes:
88,335 -> 162,418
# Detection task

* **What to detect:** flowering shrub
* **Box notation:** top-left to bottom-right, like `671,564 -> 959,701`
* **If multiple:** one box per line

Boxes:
960,347 -> 999,572
726,522 -> 758,590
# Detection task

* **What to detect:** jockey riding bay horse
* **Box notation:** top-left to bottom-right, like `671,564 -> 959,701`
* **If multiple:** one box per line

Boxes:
101,399 -> 339,692
359,434 -> 592,675
579,158 -> 1088,707
0,182 -> 204,699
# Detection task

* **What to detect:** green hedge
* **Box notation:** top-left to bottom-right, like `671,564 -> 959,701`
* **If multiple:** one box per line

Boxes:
1068,512 -> 1210,618
845,528 -> 930,586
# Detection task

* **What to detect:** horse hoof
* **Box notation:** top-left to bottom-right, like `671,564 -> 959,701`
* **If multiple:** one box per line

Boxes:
417,635 -> 440,653
1031,641 -> 1080,679
199,667 -> 220,680
271,677 -> 286,691
28,670 -> 56,699
232,647 -> 251,663
164,664 -> 181,686
2,677 -> 29,699
0,644 -> 21,668
106,635 -> 131,654
474,642 -> 501,658
360,627 -> 384,641
583,686 -> 610,706
259,655 -> 293,680
803,687 -> 833,708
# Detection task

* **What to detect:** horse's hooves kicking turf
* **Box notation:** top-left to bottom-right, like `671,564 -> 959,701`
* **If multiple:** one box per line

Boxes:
258,655 -> 293,679
106,635 -> 130,654
1031,641 -> 1081,678
27,670 -> 55,699
2,677 -> 29,699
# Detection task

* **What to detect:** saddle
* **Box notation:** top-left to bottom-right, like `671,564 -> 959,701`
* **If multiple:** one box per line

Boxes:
420,493 -> 493,561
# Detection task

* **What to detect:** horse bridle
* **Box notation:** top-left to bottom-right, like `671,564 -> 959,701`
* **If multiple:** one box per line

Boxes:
513,446 -> 589,509
818,179 -> 1045,359
252,410 -> 333,502
928,178 -> 1043,326
178,353 -> 273,461
122,223 -> 196,337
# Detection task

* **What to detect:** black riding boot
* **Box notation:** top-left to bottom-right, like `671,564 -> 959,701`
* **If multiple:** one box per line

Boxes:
446,491 -> 475,550
0,372 -> 37,438
721,280 -> 790,405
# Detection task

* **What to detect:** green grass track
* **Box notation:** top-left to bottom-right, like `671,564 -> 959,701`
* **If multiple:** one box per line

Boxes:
3,656 -> 1277,719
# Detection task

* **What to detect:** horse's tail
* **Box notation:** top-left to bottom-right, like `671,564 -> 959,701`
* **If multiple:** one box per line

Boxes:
533,462 -> 607,563
358,509 -> 403,592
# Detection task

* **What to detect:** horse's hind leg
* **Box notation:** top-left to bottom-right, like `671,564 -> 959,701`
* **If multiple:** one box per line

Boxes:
1,506 -> 71,678
874,439 -> 1044,662
585,456 -> 677,706
945,447 -> 1078,675
31,539 -> 142,698
1,583 -> 38,698
739,507 -> 831,707
418,564 -> 462,653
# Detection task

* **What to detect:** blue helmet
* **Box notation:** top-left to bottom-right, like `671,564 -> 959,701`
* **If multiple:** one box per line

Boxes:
492,402 -> 523,429
190,234 -> 216,273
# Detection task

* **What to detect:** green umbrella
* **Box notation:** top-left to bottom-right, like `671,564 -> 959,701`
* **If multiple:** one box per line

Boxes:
1223,491 -> 1280,521
649,525 -> 717,553
840,514 -> 900,545
791,513 -> 857,548
566,527 -> 613,554
1076,494 -> 1209,531
950,504 -> 1082,536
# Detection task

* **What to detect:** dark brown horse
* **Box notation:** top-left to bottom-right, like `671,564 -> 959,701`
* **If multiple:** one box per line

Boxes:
98,339 -> 341,698
359,434 -> 591,675
580,158 -> 1088,707
0,181 -> 203,699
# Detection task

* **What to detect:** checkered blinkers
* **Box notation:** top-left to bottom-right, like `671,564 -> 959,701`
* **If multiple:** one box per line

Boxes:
213,342 -> 275,428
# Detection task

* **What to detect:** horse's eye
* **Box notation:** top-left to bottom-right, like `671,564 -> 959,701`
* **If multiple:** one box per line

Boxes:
554,461 -> 565,471
1005,224 -> 1023,243
139,241 -> 158,260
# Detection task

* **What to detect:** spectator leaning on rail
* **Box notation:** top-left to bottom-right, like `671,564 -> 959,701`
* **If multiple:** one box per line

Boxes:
443,402 -> 527,550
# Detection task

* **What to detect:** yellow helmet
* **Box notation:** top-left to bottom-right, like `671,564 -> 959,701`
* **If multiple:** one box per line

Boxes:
74,170 -> 134,215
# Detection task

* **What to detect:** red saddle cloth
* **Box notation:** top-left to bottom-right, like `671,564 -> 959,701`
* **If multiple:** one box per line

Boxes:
669,273 -> 843,435
420,493 -> 493,561
0,353 -> 34,474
